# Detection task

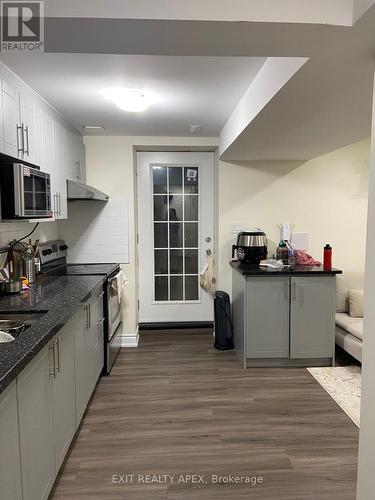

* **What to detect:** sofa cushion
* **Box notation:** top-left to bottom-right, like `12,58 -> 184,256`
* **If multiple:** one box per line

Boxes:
335,312 -> 363,341
336,272 -> 365,313
349,289 -> 364,318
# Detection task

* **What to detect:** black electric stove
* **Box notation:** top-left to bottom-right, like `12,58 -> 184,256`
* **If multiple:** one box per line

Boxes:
39,240 -> 122,374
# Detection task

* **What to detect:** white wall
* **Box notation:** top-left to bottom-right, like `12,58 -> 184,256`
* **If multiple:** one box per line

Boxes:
83,135 -> 369,339
218,138 -> 370,295
356,80 -> 375,499
83,136 -> 218,339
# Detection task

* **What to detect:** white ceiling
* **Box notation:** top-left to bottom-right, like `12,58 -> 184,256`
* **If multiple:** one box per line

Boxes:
0,54 -> 265,136
43,0 -> 359,26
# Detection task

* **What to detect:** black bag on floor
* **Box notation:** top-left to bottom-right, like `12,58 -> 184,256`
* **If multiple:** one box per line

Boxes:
214,291 -> 234,350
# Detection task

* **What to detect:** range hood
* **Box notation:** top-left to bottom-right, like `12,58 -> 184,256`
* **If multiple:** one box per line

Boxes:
67,179 -> 109,202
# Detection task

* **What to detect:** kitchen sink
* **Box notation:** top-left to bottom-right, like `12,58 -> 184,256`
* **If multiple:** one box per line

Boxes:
0,312 -> 46,343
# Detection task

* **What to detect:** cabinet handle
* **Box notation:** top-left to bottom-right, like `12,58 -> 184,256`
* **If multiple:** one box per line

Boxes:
53,193 -> 58,218
49,345 -> 56,378
292,283 -> 297,301
55,338 -> 61,373
75,161 -> 80,179
24,125 -> 29,156
17,124 -> 24,155
57,337 -> 61,373
85,304 -> 91,330
285,282 -> 290,301
58,193 -> 62,216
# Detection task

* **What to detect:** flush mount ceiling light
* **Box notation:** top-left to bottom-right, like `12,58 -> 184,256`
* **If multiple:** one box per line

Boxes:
83,125 -> 104,130
99,87 -> 160,113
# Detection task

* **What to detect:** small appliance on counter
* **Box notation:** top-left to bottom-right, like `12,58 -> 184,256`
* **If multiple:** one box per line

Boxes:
232,229 -> 268,265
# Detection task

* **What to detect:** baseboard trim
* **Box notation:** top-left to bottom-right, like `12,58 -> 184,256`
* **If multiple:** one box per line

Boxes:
120,329 -> 139,347
139,321 -> 214,330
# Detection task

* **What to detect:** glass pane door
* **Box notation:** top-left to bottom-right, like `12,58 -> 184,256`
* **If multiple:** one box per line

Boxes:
152,164 -> 199,302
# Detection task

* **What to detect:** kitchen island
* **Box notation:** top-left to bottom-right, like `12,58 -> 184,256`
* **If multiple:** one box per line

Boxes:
231,261 -> 342,369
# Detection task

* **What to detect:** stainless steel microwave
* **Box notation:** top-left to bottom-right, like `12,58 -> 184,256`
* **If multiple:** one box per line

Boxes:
0,163 -> 52,219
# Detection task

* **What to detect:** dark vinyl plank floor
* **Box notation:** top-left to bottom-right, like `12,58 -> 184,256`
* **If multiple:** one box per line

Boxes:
50,330 -> 359,500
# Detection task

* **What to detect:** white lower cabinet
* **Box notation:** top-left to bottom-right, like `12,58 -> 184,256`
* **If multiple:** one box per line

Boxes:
11,291 -> 105,500
75,305 -> 91,425
75,289 -> 105,425
0,382 -> 22,500
52,317 -> 77,472
17,345 -> 55,500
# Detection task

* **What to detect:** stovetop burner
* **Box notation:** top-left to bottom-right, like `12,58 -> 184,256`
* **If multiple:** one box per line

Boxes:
39,240 -> 120,278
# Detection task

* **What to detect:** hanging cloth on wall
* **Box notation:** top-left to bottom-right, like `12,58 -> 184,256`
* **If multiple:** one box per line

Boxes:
200,249 -> 216,296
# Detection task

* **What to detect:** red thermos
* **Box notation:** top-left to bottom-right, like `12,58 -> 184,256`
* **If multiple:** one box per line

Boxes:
323,244 -> 332,271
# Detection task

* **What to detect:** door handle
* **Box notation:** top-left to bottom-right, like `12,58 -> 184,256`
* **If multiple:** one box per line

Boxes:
17,124 -> 24,155
24,125 -> 29,156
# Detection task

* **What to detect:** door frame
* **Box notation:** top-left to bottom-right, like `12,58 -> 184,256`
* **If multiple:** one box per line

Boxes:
133,146 -> 219,328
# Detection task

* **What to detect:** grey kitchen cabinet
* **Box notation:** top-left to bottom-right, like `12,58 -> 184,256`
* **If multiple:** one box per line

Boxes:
246,277 -> 290,359
89,290 -> 105,389
52,316 -> 77,472
290,276 -> 336,359
0,381 -> 22,500
231,265 -> 339,368
17,343 -> 55,500
75,288 -> 104,425
75,305 -> 91,425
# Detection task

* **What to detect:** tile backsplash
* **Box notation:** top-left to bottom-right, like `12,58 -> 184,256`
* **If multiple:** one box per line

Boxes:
58,197 -> 129,264
0,221 -> 58,249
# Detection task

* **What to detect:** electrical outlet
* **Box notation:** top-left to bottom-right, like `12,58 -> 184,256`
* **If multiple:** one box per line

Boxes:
230,222 -> 245,234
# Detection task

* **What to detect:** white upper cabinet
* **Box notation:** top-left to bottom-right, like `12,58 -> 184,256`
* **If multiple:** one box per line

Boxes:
19,91 -> 40,166
53,120 -> 68,220
0,61 -> 86,222
66,129 -> 86,182
1,75 -> 41,166
39,108 -> 54,174
1,77 -> 22,159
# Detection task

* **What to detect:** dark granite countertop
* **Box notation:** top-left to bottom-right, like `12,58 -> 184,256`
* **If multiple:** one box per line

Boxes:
230,260 -> 342,276
66,263 -> 120,277
0,274 -> 105,395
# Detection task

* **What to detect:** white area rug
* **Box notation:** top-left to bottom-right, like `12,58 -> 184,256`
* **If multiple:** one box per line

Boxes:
307,366 -> 361,427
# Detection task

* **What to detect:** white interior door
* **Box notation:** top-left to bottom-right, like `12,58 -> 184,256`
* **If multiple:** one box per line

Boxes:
137,152 -> 215,324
